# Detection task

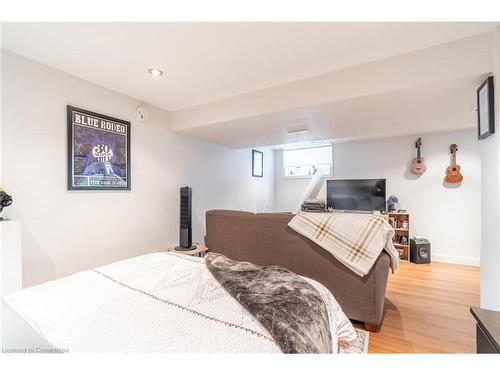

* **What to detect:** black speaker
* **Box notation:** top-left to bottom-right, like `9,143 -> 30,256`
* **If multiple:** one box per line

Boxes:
175,186 -> 196,251
410,238 -> 431,264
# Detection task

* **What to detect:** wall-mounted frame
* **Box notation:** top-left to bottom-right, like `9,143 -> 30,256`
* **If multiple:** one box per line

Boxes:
252,149 -> 263,177
67,106 -> 131,190
477,76 -> 495,140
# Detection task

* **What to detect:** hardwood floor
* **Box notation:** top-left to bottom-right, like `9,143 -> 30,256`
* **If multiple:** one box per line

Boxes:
365,261 -> 480,353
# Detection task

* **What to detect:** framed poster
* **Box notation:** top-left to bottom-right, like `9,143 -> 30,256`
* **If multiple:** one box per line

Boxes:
67,106 -> 131,190
477,76 -> 495,140
252,149 -> 263,177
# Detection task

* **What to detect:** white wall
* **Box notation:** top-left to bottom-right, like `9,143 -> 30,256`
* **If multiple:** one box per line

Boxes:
480,25 -> 500,311
274,129 -> 481,265
0,50 -> 274,287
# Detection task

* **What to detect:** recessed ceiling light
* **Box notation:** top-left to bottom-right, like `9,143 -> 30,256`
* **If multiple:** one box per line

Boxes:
148,68 -> 163,77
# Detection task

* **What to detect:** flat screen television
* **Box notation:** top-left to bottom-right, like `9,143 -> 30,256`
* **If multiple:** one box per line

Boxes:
326,179 -> 386,212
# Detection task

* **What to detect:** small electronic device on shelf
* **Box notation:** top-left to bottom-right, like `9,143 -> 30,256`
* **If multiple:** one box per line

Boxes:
294,171 -> 324,214
301,198 -> 326,212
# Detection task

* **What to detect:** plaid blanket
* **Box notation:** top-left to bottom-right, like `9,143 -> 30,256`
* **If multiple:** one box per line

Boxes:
288,212 -> 399,277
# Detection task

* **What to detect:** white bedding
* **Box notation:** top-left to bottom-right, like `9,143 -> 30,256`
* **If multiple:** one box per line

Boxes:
3,252 -> 356,353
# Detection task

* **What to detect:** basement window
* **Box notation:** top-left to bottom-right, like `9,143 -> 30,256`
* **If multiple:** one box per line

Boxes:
283,144 -> 333,178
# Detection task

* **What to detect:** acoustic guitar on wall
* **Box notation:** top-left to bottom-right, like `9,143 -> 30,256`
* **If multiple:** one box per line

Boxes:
445,144 -> 463,183
410,137 -> 427,174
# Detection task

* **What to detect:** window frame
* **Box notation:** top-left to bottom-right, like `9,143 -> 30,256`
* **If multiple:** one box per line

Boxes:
282,144 -> 333,179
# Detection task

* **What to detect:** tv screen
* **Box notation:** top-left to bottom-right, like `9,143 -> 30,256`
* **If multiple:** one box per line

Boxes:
326,179 -> 386,212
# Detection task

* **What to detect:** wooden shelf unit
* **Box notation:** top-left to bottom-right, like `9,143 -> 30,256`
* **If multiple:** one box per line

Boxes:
387,212 -> 410,261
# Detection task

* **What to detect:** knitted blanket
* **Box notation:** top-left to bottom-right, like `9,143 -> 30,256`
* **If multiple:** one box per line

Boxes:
288,212 -> 398,277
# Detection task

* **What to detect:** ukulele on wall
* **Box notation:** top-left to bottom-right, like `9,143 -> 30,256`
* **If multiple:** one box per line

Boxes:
410,137 -> 427,174
445,144 -> 464,183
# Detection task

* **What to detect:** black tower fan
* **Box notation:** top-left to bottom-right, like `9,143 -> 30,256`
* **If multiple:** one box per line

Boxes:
175,186 -> 196,250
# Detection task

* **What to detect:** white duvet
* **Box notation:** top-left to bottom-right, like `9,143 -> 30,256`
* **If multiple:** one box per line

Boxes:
3,252 -> 357,353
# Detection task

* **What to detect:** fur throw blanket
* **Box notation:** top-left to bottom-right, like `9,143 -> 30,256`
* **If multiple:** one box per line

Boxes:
204,252 -> 333,354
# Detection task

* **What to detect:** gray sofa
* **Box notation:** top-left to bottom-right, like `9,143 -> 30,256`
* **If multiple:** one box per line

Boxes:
204,209 -> 391,331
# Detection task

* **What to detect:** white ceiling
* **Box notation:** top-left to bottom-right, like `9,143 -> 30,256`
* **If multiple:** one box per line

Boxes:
178,76 -> 486,148
1,22 -> 496,111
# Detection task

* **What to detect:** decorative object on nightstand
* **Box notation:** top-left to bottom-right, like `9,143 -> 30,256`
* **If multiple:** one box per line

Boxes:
387,211 -> 410,261
167,244 -> 208,258
386,195 -> 399,212
0,187 -> 13,221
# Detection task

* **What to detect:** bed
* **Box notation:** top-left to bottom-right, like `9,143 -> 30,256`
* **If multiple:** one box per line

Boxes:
3,251 -> 356,353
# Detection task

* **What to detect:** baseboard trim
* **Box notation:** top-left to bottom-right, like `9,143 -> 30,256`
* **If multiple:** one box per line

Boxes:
431,253 -> 479,266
